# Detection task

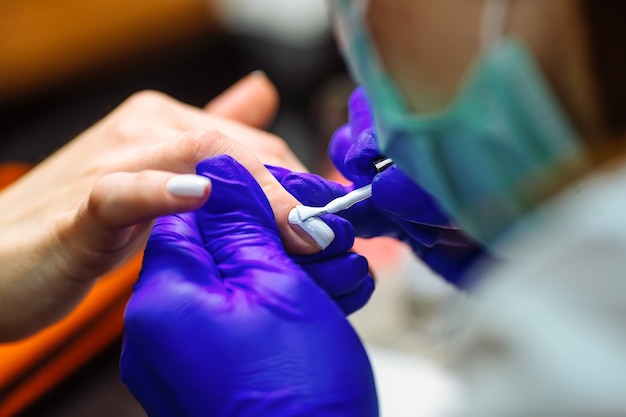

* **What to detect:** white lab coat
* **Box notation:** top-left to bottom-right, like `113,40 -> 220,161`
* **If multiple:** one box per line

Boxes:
454,158 -> 626,416
366,160 -> 626,417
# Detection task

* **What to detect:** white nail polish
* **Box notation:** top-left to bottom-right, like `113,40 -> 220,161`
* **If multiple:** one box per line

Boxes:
288,207 -> 335,249
166,175 -> 210,198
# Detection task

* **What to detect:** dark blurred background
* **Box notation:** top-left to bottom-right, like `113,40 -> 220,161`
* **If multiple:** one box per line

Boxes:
0,0 -> 355,172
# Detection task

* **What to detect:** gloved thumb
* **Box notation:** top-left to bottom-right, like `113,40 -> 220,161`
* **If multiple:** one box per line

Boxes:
194,155 -> 303,279
328,124 -> 376,186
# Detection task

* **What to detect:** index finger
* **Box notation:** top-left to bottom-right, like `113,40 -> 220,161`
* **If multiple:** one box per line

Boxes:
140,129 -> 322,255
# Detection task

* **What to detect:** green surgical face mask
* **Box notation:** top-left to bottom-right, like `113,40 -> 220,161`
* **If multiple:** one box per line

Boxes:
330,0 -> 586,246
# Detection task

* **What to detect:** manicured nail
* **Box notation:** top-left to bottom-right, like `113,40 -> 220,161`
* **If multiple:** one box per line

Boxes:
288,207 -> 335,250
166,175 -> 210,198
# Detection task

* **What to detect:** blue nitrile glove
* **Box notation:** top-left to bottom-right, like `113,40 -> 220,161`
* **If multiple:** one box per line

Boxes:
121,155 -> 378,417
271,87 -> 487,287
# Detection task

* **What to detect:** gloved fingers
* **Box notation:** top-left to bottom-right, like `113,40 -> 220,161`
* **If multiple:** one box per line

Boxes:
333,276 -> 376,316
138,211 -> 222,289
421,243 -> 485,288
392,219 -> 441,248
265,164 -> 292,183
345,87 -> 380,177
194,155 -> 308,282
437,228 -> 483,247
268,166 -> 385,230
120,339 -> 175,417
397,221 -> 484,250
203,71 -> 279,129
269,166 -> 405,242
267,165 -> 358,254
372,166 -> 455,228
294,213 -> 356,259
328,86 -> 385,183
345,127 -> 381,179
328,124 -> 376,186
267,166 -> 351,205
328,124 -> 355,180
348,86 -> 375,136
297,252 -> 369,298
141,129 -> 320,255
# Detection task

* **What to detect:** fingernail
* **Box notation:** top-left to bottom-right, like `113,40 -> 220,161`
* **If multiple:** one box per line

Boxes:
250,69 -> 267,78
166,175 -> 210,197
288,206 -> 335,250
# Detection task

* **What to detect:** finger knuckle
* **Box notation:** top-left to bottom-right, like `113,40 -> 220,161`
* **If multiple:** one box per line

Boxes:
177,129 -> 229,165
107,115 -> 145,144
107,91 -> 172,143
257,135 -> 291,163
267,136 -> 290,156
124,90 -> 172,110
87,173 -> 125,221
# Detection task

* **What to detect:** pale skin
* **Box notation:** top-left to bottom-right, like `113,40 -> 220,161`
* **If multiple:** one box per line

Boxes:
365,0 -> 604,139
0,72 -> 319,341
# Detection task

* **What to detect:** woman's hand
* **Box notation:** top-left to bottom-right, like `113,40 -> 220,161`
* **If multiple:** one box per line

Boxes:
0,72 -> 317,341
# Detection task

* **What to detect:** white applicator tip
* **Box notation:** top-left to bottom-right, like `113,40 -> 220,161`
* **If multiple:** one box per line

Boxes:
286,184 -> 374,249
289,206 -> 336,249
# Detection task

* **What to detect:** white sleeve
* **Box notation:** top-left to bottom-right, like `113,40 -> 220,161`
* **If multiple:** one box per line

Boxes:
455,234 -> 626,416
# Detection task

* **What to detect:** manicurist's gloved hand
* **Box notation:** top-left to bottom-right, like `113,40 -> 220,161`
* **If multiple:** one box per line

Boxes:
121,155 -> 378,417
272,87 -> 486,287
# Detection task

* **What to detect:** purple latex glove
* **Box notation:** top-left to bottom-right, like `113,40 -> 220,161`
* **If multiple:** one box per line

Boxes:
121,155 -> 378,417
272,87 -> 487,287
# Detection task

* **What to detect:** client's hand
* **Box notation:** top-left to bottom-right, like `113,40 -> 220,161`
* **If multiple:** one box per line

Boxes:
0,73 -> 316,341
121,156 -> 378,417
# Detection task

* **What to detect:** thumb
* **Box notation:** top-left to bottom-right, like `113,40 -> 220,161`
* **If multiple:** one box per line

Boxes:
193,155 -> 305,280
204,71 -> 279,129
62,170 -> 210,281
348,86 -> 375,136
328,124 -> 355,181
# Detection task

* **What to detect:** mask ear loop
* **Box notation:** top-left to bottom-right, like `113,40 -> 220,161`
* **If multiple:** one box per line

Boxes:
480,0 -> 511,51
